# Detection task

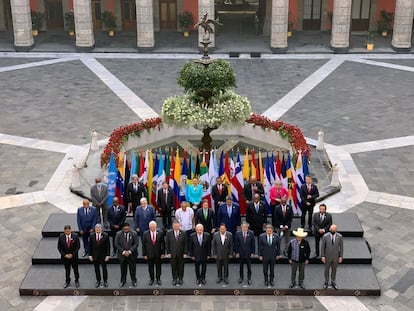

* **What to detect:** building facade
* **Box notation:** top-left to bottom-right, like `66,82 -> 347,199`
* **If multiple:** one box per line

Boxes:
1,0 -> 413,51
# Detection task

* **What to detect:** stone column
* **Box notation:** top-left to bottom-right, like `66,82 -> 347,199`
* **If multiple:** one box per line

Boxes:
270,0 -> 289,53
392,0 -> 414,52
198,0 -> 215,48
10,0 -> 34,51
74,0 -> 95,50
136,0 -> 155,49
330,0 -> 352,53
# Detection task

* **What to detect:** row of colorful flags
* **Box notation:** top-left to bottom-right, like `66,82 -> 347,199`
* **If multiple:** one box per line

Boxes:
106,149 -> 309,216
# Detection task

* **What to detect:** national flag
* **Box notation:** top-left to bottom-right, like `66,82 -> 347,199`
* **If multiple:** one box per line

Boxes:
129,150 -> 137,182
263,153 -> 272,214
281,153 -> 288,190
275,151 -> 282,181
295,152 -> 304,208
251,149 -> 258,178
142,150 -> 149,186
242,148 -> 250,181
123,158 -> 130,204
157,151 -> 166,191
115,169 -> 125,206
106,152 -> 117,207
138,151 -> 145,182
173,149 -> 181,208
303,152 -> 309,178
218,150 -> 225,178
200,152 -> 210,203
147,150 -> 153,202
187,152 -> 194,185
118,151 -> 125,179
258,151 -> 264,186
208,149 -> 218,207
180,151 -> 188,201
151,152 -> 159,209
270,152 -> 276,184
230,152 -> 246,214
165,150 -> 171,183
195,151 -> 201,178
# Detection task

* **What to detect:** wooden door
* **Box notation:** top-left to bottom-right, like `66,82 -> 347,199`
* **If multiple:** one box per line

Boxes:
351,0 -> 371,31
92,0 -> 102,29
45,0 -> 64,29
159,0 -> 177,29
303,0 -> 322,30
122,0 -> 136,30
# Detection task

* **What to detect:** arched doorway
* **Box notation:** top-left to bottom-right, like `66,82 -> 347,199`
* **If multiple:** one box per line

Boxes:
351,0 -> 371,31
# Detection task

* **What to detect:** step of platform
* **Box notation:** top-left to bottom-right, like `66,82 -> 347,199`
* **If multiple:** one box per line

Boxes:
31,237 -> 371,265
41,213 -> 363,237
19,264 -> 380,296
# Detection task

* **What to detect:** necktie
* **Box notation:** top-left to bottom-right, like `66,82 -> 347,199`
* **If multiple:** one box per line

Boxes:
218,185 -> 222,194
97,234 -> 100,245
222,234 -> 225,245
308,184 -> 311,193
282,206 -> 286,218
198,235 -> 202,246
321,214 -> 324,222
243,232 -> 246,243
66,236 -> 70,248
98,184 -> 101,195
227,206 -> 232,218
134,184 -> 137,191
175,232 -> 178,240
165,190 -> 168,203
332,235 -> 335,245
203,209 -> 208,220
255,203 -> 259,213
268,235 -> 272,246
125,233 -> 129,250
251,184 -> 255,199
152,232 -> 156,245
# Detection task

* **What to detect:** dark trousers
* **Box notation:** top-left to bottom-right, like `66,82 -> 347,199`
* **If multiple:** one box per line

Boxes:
148,257 -> 162,281
63,258 -> 79,283
170,255 -> 184,280
81,229 -> 91,252
239,257 -> 252,280
301,205 -> 314,229
120,257 -> 137,283
110,228 -> 121,253
162,208 -> 172,230
195,260 -> 207,281
270,203 -> 277,228
262,257 -> 275,281
216,258 -> 229,279
291,261 -> 305,284
314,235 -> 321,256
93,258 -> 108,282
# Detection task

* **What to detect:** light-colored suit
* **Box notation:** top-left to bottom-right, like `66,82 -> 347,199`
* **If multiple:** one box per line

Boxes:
321,232 -> 343,283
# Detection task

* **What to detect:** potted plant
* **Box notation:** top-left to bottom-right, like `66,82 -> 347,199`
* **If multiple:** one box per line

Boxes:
178,11 -> 194,37
287,13 -> 295,37
102,11 -> 116,36
31,11 -> 44,36
366,31 -> 377,51
65,11 -> 75,36
377,10 -> 393,37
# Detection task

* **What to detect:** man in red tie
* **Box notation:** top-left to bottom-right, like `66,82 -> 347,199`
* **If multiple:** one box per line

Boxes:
299,175 -> 319,230
88,224 -> 110,288
165,220 -> 187,286
143,221 -> 165,285
211,177 -> 228,222
57,225 -> 80,288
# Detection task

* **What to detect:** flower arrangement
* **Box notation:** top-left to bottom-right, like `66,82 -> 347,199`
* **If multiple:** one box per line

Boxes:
162,90 -> 251,130
100,115 -> 310,167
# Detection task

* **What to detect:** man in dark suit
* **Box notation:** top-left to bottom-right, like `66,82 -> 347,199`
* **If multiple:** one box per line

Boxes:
287,228 -> 311,289
165,220 -> 187,286
134,197 -> 156,241
274,197 -> 294,256
77,199 -> 98,257
126,174 -> 147,216
243,175 -> 264,203
57,225 -> 80,288
321,224 -> 343,290
195,199 -> 216,235
142,220 -> 165,285
107,196 -> 126,256
90,178 -> 108,226
156,181 -> 175,230
189,224 -> 211,285
217,196 -> 241,235
245,193 -> 267,236
212,223 -> 233,285
299,175 -> 319,230
259,224 -> 281,286
211,177 -> 228,221
115,223 -> 139,287
312,203 -> 333,258
234,222 -> 255,285
88,223 -> 110,287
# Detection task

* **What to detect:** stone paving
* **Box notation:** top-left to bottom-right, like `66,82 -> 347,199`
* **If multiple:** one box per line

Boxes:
0,52 -> 413,311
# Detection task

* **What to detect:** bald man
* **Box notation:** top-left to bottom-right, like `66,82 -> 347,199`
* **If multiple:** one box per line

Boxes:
77,199 -> 98,257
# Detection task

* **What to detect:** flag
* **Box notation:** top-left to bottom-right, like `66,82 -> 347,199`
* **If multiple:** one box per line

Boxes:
303,153 -> 309,178
263,153 -> 272,214
200,152 -> 210,203
208,149 -> 218,207
219,150 -> 225,178
168,150 -> 174,186
281,153 -> 288,190
147,150 -> 153,202
275,151 -> 282,181
138,151 -> 145,182
195,151 -> 201,178
115,169 -> 125,206
270,152 -> 276,184
158,151 -> 166,191
106,153 -> 117,207
118,151 -> 125,179
187,152 -> 193,185
151,152 -> 159,209
230,152 -> 246,214
251,149 -> 258,178
258,151 -> 264,186
173,149 -> 181,208
180,151 -> 188,201
123,158 -> 130,204
242,149 -> 250,181
142,150 -> 149,186
129,150 -> 137,182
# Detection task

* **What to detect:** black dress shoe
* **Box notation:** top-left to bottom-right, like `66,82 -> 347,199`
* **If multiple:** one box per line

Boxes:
323,283 -> 328,289
201,279 -> 206,285
172,279 -> 177,286
216,278 -> 222,284
104,281 -> 108,287
179,278 -> 183,285
270,280 -> 274,286
119,281 -> 125,287
238,278 -> 243,284
148,280 -> 154,286
111,251 -> 116,257
223,278 -> 229,284
299,283 -> 305,289
132,282 -> 137,287
196,279 -> 201,285
156,279 -> 162,286
289,282 -> 296,288
247,279 -> 252,285
331,282 -> 338,290
75,280 -> 80,288
95,281 -> 100,288
264,280 -> 269,286
63,282 -> 70,288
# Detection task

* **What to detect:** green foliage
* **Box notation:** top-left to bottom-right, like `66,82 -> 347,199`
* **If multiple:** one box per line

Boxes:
31,11 -> 44,30
64,11 -> 75,32
102,11 -> 116,30
178,11 -> 194,30
377,10 -> 394,33
178,59 -> 236,94
367,31 -> 377,44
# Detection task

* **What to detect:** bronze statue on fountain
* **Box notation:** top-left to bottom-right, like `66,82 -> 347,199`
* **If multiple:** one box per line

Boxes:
194,12 -> 223,60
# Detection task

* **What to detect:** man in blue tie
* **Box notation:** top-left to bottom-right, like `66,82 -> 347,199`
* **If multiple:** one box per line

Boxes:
77,199 -> 98,257
217,195 -> 241,235
259,224 -> 281,287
